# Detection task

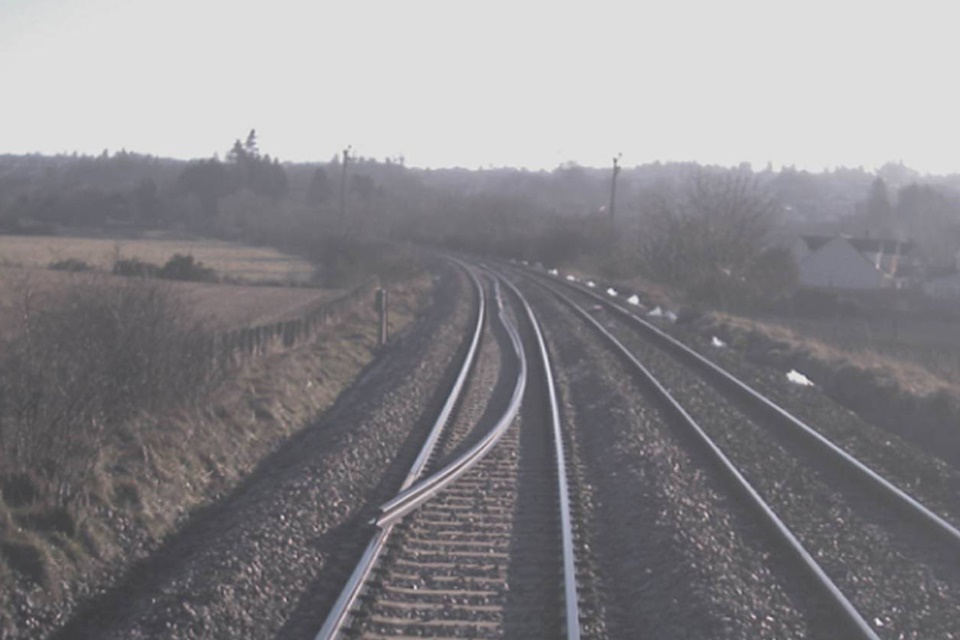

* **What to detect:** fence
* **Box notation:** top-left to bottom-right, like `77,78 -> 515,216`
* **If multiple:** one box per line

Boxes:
206,278 -> 380,366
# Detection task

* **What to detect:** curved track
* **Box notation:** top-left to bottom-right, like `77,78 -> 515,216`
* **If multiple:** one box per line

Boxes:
315,264 -> 581,639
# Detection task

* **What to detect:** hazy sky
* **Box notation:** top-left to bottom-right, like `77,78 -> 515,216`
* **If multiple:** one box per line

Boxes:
1,0 -> 957,173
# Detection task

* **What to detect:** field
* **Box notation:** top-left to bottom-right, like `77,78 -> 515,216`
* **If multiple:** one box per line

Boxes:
0,234 -> 340,331
0,234 -> 316,284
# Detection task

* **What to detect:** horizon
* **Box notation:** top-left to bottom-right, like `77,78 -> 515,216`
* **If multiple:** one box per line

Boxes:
1,146 -> 941,180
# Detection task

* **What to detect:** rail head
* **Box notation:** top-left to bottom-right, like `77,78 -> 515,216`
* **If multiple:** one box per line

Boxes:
377,273 -> 527,526
401,258 -> 487,489
314,258 -> 487,640
312,525 -> 393,640
497,271 -> 582,640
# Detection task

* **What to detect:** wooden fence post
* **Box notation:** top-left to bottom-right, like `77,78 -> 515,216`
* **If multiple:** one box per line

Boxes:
208,278 -> 379,363
376,288 -> 389,347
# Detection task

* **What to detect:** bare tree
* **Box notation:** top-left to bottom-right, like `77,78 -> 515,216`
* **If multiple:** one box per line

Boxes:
640,169 -> 787,307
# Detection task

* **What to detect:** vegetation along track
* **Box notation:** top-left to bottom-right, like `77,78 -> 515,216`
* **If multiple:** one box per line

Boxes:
514,264 -> 960,640
316,263 -> 581,639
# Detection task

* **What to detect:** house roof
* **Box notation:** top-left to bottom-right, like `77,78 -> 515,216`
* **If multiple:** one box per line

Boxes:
927,264 -> 959,280
799,234 -> 914,255
798,235 -> 831,251
847,237 -> 915,255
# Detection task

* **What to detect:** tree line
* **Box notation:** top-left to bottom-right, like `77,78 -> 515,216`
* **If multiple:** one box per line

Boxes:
4,142 -> 960,303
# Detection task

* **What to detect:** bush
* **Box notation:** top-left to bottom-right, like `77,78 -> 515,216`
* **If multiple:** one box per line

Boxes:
48,258 -> 92,272
0,278 -> 218,507
112,254 -> 218,282
113,257 -> 159,278
158,254 -> 217,282
636,171 -> 792,311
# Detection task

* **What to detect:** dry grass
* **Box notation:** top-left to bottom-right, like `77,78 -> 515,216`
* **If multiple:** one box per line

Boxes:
0,272 -> 433,636
0,234 -> 315,283
178,281 -> 340,329
564,260 -> 960,399
0,267 -> 338,332
713,312 -> 960,397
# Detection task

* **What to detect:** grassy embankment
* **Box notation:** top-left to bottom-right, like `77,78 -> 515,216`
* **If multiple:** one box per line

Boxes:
700,311 -> 960,461
564,265 -> 960,465
0,234 -> 431,636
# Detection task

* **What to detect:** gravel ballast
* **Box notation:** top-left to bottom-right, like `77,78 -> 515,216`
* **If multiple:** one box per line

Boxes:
520,280 -> 835,639
676,321 -> 960,526
351,282 -> 565,637
550,279 -> 960,640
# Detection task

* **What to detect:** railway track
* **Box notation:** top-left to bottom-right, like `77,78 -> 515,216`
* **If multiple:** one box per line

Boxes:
509,264 -> 960,639
55,255 -> 960,638
315,263 -> 581,639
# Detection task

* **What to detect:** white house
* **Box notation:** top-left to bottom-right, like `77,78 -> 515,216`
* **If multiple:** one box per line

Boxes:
923,250 -> 960,300
924,271 -> 960,299
791,235 -> 913,291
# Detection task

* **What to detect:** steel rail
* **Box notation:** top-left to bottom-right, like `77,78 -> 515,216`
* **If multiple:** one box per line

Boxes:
526,276 -> 881,640
314,259 -> 487,640
497,272 -> 582,640
315,267 -> 531,640
377,274 -> 526,526
552,271 -> 960,550
400,259 -> 487,490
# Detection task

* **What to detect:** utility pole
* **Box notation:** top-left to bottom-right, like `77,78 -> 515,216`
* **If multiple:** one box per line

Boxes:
609,153 -> 622,219
338,145 -> 351,234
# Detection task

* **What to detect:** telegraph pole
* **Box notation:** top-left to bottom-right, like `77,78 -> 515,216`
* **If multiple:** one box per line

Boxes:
609,153 -> 622,219
338,145 -> 351,233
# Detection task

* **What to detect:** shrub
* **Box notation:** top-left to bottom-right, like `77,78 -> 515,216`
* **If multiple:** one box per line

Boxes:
112,257 -> 159,278
158,254 -> 217,282
111,254 -> 218,283
48,258 -> 92,272
0,278 -> 218,507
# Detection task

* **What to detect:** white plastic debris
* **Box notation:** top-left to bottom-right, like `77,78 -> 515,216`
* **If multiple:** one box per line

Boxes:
648,306 -> 677,322
786,369 -> 814,386
627,294 -> 641,306
520,260 -> 528,266
711,336 -> 726,348
548,268 -> 559,276
565,274 -> 577,282
606,287 -> 618,297
586,280 -> 596,288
